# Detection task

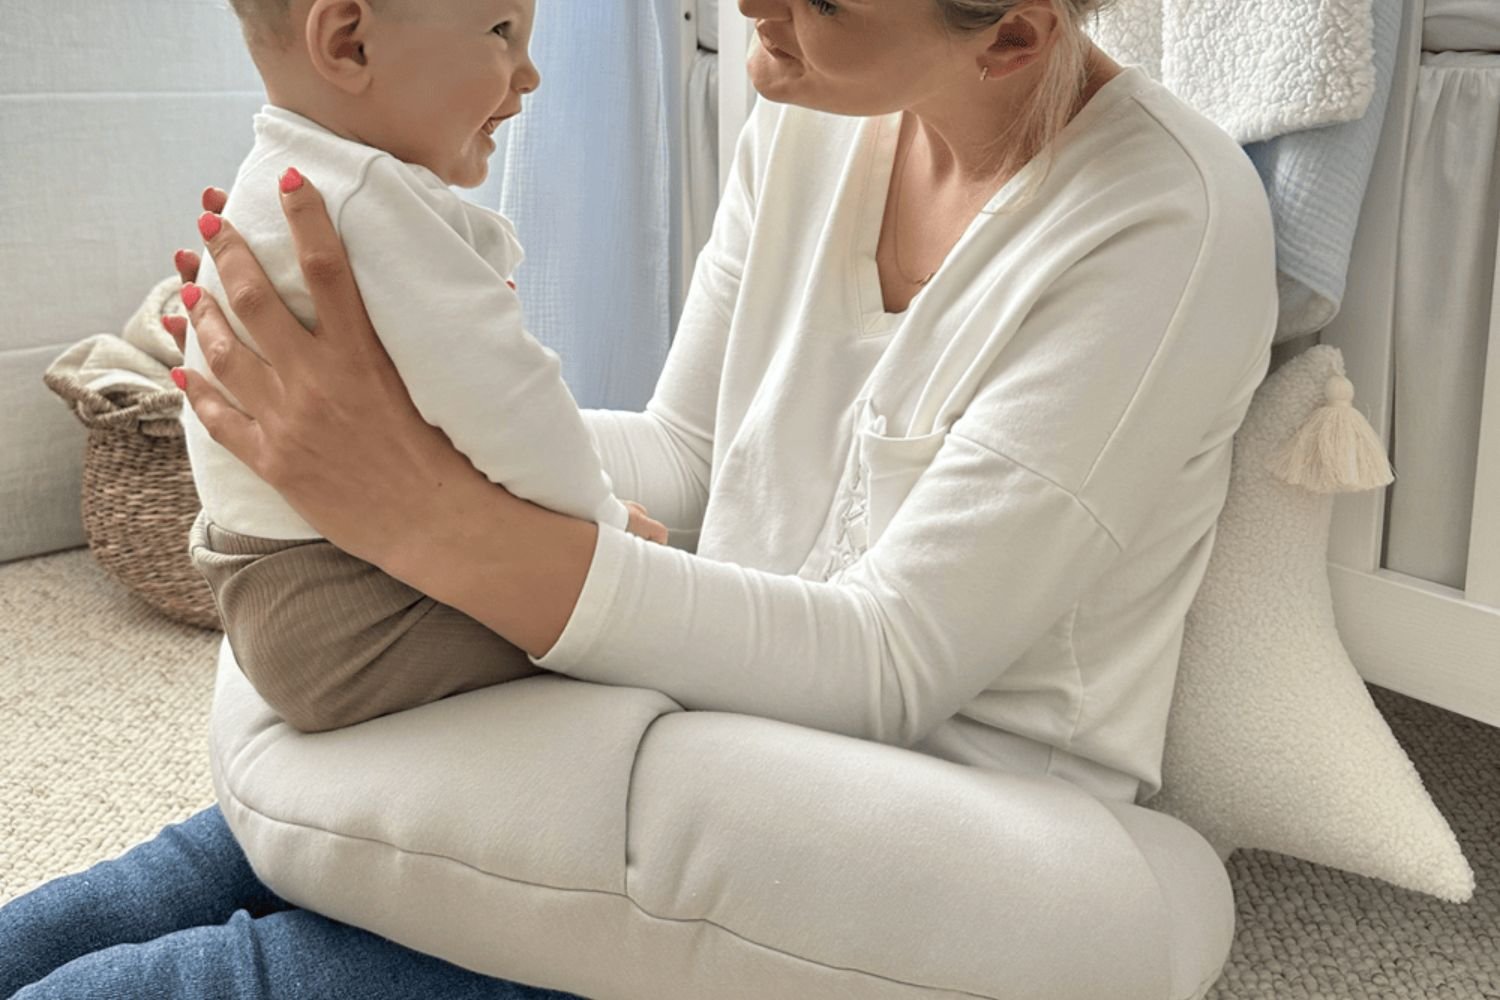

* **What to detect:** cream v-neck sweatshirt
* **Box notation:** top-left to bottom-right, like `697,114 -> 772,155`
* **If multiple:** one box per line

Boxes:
542,67 -> 1277,805
181,107 -> 630,540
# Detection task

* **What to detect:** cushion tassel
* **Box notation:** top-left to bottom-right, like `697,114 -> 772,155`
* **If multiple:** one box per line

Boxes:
1265,374 -> 1396,494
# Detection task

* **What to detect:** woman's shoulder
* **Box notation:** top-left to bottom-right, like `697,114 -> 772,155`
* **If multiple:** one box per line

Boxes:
1061,69 -> 1273,245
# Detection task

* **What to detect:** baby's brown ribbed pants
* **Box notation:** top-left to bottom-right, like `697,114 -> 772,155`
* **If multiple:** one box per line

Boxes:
188,508 -> 543,733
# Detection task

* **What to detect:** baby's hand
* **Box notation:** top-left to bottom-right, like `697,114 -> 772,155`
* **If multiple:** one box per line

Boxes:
623,501 -> 669,546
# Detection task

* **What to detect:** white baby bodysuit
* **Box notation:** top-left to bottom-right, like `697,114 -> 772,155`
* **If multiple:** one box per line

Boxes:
181,105 -> 630,540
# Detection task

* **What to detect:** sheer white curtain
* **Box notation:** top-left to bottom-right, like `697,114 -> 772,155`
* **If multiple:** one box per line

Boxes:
479,0 -> 682,411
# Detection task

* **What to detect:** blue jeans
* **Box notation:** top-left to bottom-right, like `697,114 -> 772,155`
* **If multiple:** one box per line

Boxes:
0,805 -> 583,999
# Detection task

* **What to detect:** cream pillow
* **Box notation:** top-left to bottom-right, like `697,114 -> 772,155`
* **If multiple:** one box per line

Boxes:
1144,343 -> 1475,904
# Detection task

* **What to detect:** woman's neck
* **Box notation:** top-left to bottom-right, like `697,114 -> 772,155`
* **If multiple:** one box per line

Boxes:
903,46 -> 1123,189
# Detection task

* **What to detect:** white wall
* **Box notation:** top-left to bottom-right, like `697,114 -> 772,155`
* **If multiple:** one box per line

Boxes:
0,0 -> 268,560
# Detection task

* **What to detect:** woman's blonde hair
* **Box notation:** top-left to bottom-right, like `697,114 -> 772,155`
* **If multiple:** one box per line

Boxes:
934,0 -> 1116,202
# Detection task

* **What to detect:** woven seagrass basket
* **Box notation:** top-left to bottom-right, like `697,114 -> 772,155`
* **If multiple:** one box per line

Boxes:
78,417 -> 220,631
43,277 -> 222,631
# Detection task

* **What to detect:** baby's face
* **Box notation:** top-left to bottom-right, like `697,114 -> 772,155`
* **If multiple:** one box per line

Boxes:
363,0 -> 540,187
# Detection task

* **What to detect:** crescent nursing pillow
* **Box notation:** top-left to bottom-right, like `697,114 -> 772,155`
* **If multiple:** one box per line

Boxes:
210,650 -> 1235,1000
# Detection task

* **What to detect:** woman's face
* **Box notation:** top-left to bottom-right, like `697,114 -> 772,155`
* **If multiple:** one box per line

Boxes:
739,0 -> 978,116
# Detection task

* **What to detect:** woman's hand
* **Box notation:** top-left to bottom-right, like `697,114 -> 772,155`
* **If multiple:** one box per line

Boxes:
164,176 -> 499,569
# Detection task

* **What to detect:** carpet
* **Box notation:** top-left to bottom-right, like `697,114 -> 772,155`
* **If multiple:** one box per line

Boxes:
1,547 -> 1495,998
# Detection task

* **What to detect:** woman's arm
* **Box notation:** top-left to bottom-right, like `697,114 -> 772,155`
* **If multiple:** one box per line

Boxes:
370,177 -> 1277,748
575,182 -> 750,543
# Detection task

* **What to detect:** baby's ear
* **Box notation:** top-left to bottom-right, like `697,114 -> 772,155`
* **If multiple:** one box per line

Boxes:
306,0 -> 374,94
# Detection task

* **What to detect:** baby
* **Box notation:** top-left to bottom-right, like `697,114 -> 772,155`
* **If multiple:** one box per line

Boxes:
181,0 -> 664,733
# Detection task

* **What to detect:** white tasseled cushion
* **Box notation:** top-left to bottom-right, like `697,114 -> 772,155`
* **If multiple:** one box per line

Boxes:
1144,344 -> 1475,903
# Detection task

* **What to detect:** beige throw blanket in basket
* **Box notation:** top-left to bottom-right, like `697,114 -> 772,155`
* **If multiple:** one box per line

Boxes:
44,274 -> 187,434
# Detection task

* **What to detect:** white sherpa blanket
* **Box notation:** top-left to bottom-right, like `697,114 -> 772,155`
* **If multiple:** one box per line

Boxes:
1087,0 -> 1377,144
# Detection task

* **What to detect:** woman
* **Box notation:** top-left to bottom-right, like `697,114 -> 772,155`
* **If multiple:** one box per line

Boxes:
0,0 -> 1277,996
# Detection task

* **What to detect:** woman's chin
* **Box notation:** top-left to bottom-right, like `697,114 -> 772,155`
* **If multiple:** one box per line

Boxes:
747,50 -> 807,100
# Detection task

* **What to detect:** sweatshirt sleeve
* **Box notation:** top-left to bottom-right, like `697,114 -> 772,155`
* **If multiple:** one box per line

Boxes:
337,157 -> 629,532
572,230 -> 736,541
530,149 -> 1277,749
576,235 -> 740,545
574,100 -> 766,542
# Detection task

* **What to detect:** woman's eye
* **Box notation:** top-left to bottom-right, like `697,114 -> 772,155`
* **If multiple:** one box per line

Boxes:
807,0 -> 837,15
491,22 -> 512,39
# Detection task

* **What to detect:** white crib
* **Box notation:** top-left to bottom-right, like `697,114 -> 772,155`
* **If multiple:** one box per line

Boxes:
1322,0 -> 1500,728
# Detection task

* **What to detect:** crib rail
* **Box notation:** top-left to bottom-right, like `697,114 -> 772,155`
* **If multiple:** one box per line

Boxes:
1467,229 -> 1500,609
1323,0 -> 1500,728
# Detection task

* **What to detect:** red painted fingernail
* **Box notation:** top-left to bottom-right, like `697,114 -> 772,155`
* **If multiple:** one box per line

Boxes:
181,284 -> 202,310
506,279 -> 517,290
174,249 -> 192,272
280,167 -> 304,193
198,212 -> 222,241
171,368 -> 188,391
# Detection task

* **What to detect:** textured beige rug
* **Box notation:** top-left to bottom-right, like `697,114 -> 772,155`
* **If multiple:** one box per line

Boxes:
1,549 -> 220,904
1,547 -> 1495,998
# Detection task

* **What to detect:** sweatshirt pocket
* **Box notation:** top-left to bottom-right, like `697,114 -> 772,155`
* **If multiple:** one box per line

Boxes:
857,420 -> 951,549
821,399 -> 952,582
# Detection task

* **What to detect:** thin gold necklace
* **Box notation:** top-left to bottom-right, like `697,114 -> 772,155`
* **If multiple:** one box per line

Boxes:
888,116 -> 1008,289
888,59 -> 1105,290
888,118 -> 938,288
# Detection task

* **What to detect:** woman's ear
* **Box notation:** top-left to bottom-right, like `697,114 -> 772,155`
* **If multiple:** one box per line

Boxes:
976,2 -> 1061,81
305,0 -> 374,95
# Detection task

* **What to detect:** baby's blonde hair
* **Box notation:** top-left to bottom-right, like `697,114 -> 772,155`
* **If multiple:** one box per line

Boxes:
226,0 -> 297,48
934,0 -> 1117,202
226,0 -> 396,50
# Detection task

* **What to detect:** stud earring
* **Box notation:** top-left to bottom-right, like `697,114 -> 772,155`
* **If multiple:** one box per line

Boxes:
980,66 -> 991,81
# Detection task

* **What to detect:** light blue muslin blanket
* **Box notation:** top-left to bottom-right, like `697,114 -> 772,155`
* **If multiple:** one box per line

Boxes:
1242,0 -> 1403,343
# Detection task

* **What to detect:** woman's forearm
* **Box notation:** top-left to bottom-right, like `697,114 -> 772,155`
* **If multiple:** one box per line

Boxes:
583,408 -> 712,534
382,471 -> 598,660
